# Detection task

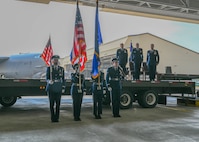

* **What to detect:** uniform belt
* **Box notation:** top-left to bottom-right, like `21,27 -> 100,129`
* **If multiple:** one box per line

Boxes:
73,83 -> 81,86
111,78 -> 119,81
54,80 -> 61,82
93,82 -> 103,85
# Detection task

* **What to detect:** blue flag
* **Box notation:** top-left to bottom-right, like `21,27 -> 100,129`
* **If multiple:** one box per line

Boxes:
91,0 -> 103,78
129,41 -> 133,61
130,41 -> 133,52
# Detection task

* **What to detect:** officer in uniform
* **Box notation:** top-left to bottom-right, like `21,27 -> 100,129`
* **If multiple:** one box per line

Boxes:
116,43 -> 128,75
130,43 -> 143,80
70,63 -> 86,121
91,71 -> 105,119
106,58 -> 122,117
147,44 -> 160,81
46,55 -> 65,122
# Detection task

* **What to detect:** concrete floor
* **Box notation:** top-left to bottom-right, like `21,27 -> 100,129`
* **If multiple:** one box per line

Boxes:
0,96 -> 199,142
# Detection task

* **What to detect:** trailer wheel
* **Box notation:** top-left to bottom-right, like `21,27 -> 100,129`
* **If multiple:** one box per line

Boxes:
141,91 -> 158,108
120,91 -> 132,109
0,96 -> 17,107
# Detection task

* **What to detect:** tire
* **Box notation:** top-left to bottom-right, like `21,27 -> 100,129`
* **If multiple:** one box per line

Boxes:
0,96 -> 17,107
141,90 -> 158,108
120,91 -> 132,109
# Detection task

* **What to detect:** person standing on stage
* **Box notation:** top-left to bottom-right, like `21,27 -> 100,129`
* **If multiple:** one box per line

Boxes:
147,44 -> 160,81
116,43 -> 128,75
130,43 -> 143,80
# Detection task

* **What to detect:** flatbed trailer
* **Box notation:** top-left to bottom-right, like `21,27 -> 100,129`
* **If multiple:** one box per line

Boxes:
0,78 -> 196,108
120,80 -> 195,108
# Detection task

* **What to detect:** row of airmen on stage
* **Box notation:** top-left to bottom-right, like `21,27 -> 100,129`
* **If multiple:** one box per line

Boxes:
46,55 -> 123,122
117,43 -> 160,81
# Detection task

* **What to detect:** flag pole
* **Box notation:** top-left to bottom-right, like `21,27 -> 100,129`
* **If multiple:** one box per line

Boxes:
77,0 -> 82,91
96,0 -> 101,89
49,35 -> 52,81
50,61 -> 53,81
78,60 -> 81,91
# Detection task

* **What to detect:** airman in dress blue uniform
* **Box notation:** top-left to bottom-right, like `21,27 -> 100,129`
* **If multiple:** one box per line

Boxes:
46,55 -> 65,123
91,71 -> 105,119
130,43 -> 143,80
116,43 -> 128,75
106,58 -> 122,117
70,64 -> 86,121
147,44 -> 160,81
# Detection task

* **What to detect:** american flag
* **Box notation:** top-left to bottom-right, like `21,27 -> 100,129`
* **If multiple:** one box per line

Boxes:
41,36 -> 53,66
70,1 -> 87,72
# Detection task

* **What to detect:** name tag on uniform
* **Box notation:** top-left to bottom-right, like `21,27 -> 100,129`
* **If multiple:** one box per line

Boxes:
78,89 -> 82,93
97,86 -> 101,90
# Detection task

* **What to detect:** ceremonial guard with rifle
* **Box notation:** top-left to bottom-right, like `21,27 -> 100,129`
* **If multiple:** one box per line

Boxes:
106,58 -> 122,117
46,55 -> 65,123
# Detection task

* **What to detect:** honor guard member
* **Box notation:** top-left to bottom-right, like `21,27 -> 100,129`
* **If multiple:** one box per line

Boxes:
116,43 -> 128,75
46,55 -> 65,123
130,43 -> 143,80
106,58 -> 122,117
147,44 -> 160,81
70,64 -> 86,121
91,71 -> 105,119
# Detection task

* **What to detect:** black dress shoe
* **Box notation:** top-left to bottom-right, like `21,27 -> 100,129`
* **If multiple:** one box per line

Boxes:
98,115 -> 101,119
74,118 -> 79,121
113,114 -> 121,118
77,118 -> 81,121
117,114 -> 121,117
95,115 -> 98,119
51,118 -> 59,122
54,119 -> 59,122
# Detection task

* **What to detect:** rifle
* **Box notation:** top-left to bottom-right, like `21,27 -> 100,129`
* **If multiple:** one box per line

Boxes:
118,65 -> 126,79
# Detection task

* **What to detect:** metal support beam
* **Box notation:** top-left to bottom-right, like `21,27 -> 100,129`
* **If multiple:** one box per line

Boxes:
17,0 -> 199,24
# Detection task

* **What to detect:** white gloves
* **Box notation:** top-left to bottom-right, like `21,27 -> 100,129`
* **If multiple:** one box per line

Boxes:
83,91 -> 86,95
103,87 -> 106,94
108,87 -> 112,91
48,80 -> 54,84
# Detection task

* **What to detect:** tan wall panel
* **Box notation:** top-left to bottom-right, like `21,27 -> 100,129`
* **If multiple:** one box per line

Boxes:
63,33 -> 199,75
126,34 -> 199,74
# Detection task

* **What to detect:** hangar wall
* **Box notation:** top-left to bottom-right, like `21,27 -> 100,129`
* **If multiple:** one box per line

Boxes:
62,33 -> 199,78
125,33 -> 199,74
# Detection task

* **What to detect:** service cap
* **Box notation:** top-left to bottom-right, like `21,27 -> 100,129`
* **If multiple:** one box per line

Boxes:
112,57 -> 118,62
51,55 -> 60,60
